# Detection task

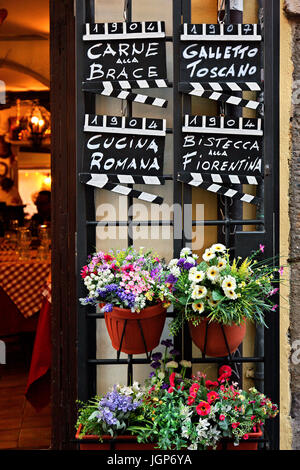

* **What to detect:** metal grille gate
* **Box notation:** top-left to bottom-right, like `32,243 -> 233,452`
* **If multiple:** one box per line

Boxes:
76,0 -> 279,449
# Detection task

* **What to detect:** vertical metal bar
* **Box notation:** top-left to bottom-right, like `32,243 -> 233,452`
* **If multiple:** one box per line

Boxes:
127,0 -> 133,247
181,0 -> 193,369
262,0 -> 280,450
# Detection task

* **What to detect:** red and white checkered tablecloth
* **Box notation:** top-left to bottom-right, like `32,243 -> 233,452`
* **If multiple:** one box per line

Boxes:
0,260 -> 51,318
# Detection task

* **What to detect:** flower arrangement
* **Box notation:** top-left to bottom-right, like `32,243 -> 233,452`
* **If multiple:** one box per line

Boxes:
163,244 -> 283,335
76,382 -> 145,439
79,246 -> 169,313
76,340 -> 279,451
131,351 -> 279,450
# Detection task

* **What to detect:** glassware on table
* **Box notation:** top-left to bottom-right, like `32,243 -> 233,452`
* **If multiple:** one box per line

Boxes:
17,227 -> 32,260
37,224 -> 50,260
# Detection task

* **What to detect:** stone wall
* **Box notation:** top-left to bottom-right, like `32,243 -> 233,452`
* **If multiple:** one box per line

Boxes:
286,1 -> 300,450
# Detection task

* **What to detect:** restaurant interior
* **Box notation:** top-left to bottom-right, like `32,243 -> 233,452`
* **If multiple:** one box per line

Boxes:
0,1 -> 51,449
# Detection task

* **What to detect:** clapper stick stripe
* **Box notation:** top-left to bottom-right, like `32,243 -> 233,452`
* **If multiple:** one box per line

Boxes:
177,172 -> 263,185
82,85 -> 168,108
177,175 -> 261,206
181,88 -> 260,110
81,174 -> 163,205
80,174 -> 166,185
179,82 -> 263,92
82,79 -> 170,91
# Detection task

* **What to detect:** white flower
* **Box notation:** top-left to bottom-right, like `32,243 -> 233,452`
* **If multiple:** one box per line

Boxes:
189,270 -> 205,283
217,258 -> 227,271
208,298 -> 219,308
192,302 -> 205,313
168,258 -> 179,268
180,360 -> 192,368
186,256 -> 196,265
224,288 -> 238,300
222,276 -> 237,291
206,266 -> 220,282
192,254 -> 199,260
191,285 -> 207,299
211,243 -> 226,253
202,249 -> 216,262
170,266 -> 181,277
180,247 -> 192,257
188,266 -> 198,281
166,361 -> 178,368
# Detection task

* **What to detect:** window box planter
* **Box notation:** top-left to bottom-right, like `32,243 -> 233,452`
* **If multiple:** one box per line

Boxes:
75,425 -> 263,451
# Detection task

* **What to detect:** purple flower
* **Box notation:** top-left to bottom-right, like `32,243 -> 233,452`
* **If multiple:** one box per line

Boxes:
150,268 -> 160,279
170,349 -> 180,357
161,339 -> 173,348
161,383 -> 169,390
149,371 -> 155,378
183,262 -> 195,270
279,266 -> 284,276
166,274 -> 177,284
151,352 -> 162,361
104,303 -> 113,312
177,258 -> 186,267
259,244 -> 265,253
150,361 -> 161,370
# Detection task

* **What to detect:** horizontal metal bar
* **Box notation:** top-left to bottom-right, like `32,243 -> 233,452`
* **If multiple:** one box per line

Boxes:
86,219 -> 264,227
88,356 -> 264,365
86,311 -> 175,319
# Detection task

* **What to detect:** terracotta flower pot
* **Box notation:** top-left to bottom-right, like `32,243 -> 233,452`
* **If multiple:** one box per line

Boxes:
216,427 -> 263,451
189,317 -> 246,357
104,303 -> 166,355
76,425 -> 156,450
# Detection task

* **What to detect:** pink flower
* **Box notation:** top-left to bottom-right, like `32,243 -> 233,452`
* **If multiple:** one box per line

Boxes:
268,288 -> 279,296
279,266 -> 284,276
219,415 -> 225,421
243,434 -> 249,440
259,244 -> 265,253
169,372 -> 176,388
231,422 -> 240,429
187,396 -> 195,406
271,304 -> 278,311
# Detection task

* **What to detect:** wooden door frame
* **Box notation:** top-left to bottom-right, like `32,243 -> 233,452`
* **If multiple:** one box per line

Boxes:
50,0 -> 77,450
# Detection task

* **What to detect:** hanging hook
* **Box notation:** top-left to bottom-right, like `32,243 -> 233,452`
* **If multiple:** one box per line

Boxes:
217,0 -> 226,24
123,0 -> 128,22
121,99 -> 127,117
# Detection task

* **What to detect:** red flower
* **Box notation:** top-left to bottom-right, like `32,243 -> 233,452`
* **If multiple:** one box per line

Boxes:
231,422 -> 240,429
218,365 -> 232,382
169,372 -> 176,388
189,383 -> 199,394
104,254 -> 114,262
196,401 -> 211,416
121,264 -> 134,273
207,391 -> 219,404
219,414 -> 225,421
205,380 -> 219,389
80,266 -> 88,279
243,434 -> 249,440
187,396 -> 195,406
168,387 -> 175,394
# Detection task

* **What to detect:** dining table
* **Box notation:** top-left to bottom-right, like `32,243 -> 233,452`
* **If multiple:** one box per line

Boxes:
0,241 -> 51,337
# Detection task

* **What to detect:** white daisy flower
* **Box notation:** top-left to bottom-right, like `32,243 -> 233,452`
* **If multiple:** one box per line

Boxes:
208,298 -> 219,308
203,249 -> 216,262
191,285 -> 207,299
217,258 -> 227,271
170,266 -> 181,277
186,256 -> 196,265
188,266 -> 198,281
180,247 -> 192,257
189,270 -> 205,283
192,302 -> 205,313
222,276 -> 237,291
211,243 -> 227,253
224,288 -> 238,300
206,266 -> 220,282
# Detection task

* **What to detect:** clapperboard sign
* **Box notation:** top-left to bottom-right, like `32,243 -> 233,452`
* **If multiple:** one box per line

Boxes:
179,23 -> 262,110
82,21 -> 168,108
177,115 -> 263,205
80,114 -> 166,204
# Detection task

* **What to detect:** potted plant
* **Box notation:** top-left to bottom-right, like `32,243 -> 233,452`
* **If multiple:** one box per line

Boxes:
79,246 -> 170,355
75,382 -> 155,450
131,358 -> 278,451
163,244 -> 282,357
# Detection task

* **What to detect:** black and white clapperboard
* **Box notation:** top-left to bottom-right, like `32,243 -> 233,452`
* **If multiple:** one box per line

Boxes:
82,21 -> 168,108
179,23 -> 262,110
177,115 -> 264,205
80,114 -> 166,204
